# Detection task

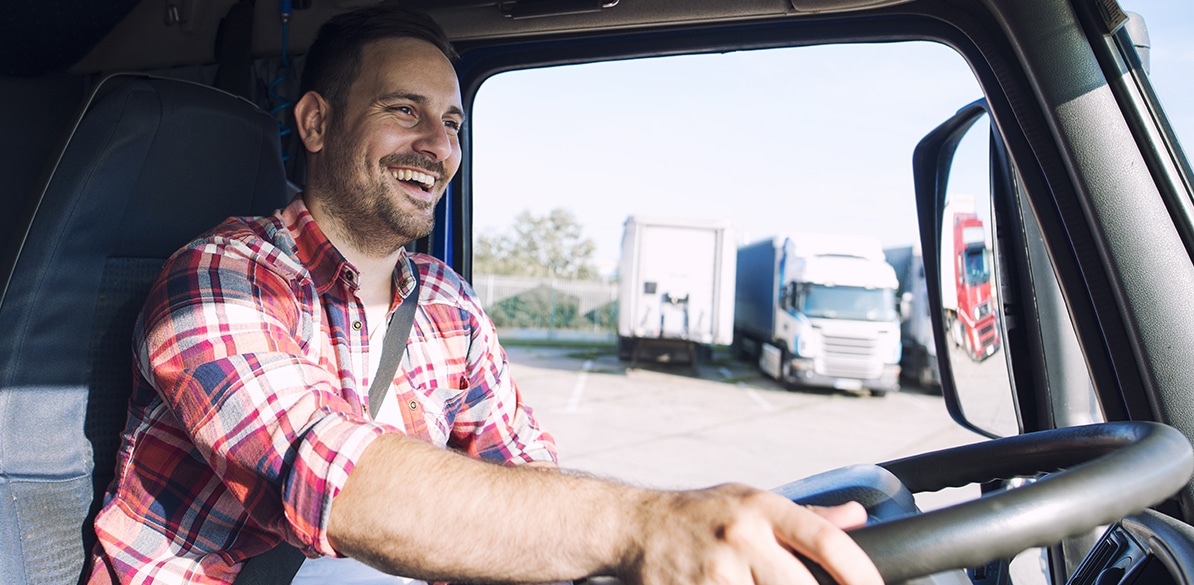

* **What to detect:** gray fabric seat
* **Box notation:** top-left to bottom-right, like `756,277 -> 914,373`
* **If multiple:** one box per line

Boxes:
0,74 -> 290,585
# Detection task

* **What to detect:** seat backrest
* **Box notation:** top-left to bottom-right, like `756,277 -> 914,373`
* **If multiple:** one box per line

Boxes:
0,74 -> 290,585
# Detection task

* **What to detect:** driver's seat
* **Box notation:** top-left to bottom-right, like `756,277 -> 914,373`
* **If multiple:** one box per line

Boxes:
0,74 -> 290,584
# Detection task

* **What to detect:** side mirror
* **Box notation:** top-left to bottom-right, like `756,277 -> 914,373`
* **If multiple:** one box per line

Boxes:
1124,11 -> 1151,74
912,98 -> 1017,438
899,291 -> 913,322
781,281 -> 799,311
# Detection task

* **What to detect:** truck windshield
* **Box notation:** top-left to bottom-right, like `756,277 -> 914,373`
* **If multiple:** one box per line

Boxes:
801,284 -> 897,321
963,247 -> 990,286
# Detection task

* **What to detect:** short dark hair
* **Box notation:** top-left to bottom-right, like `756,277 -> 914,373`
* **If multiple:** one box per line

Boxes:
300,4 -> 458,114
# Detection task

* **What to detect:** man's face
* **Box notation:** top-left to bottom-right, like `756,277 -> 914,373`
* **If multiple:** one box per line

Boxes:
313,37 -> 464,256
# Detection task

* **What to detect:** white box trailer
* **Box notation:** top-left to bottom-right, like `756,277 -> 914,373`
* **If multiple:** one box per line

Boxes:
616,216 -> 736,367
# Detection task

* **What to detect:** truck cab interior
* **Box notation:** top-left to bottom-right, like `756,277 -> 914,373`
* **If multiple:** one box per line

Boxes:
3,0 -> 1194,584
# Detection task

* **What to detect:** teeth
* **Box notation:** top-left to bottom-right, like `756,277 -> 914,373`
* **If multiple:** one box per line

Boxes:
390,168 -> 435,188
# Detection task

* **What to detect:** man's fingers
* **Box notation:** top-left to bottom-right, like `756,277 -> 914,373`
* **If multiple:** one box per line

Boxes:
774,502 -> 882,585
805,501 -> 868,530
747,534 -> 823,585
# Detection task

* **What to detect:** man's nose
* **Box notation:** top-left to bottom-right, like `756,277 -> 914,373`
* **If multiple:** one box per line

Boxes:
412,120 -> 455,162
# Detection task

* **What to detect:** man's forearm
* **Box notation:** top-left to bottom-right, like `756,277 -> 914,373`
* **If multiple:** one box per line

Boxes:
326,433 -> 882,585
327,433 -> 643,583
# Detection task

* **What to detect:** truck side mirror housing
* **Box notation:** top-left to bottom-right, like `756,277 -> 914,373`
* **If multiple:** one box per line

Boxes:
900,291 -> 913,322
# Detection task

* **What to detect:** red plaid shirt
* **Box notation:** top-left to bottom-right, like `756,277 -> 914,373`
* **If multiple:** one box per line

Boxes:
88,196 -> 557,584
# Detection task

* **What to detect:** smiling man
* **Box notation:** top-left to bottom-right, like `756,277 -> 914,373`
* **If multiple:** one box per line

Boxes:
86,5 -> 879,585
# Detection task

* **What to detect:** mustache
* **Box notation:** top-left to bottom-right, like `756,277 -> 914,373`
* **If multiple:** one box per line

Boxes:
379,153 -> 445,178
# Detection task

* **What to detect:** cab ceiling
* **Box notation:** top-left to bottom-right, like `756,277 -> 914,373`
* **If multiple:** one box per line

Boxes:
61,0 -> 911,74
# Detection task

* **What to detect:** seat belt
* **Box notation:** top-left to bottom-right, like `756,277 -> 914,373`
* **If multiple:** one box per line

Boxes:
368,262 -> 421,419
233,261 -> 420,585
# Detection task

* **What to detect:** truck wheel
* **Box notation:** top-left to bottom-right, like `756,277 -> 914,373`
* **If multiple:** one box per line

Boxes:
919,363 -> 940,394
617,336 -> 634,361
732,334 -> 756,361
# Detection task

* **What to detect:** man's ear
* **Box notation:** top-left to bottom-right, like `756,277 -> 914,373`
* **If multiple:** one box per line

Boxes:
294,91 -> 332,154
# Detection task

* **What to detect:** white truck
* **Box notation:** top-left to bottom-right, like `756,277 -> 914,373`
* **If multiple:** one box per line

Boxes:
734,234 -> 902,395
884,244 -> 941,390
616,216 -> 736,368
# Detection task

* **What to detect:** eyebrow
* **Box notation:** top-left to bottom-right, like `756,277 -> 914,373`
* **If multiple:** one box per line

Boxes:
377,91 -> 466,121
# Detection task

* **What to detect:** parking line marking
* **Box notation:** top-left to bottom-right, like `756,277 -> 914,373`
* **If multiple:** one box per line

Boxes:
745,387 -> 774,411
564,360 -> 593,412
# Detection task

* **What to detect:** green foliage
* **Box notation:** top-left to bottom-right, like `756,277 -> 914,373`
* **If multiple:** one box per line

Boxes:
488,285 -> 579,329
474,208 -> 599,279
585,300 -> 618,329
488,289 -> 617,331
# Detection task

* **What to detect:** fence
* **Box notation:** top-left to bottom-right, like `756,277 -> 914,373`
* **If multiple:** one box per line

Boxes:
472,273 -> 618,336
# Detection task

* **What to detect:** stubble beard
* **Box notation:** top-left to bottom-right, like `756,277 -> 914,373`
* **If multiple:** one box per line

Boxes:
313,128 -> 444,258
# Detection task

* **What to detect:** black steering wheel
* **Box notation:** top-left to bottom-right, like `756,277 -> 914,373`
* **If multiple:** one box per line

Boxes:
798,422 -> 1194,583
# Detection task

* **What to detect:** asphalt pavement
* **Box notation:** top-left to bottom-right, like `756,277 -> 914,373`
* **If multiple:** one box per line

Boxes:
507,344 -> 984,502
506,343 -> 1049,583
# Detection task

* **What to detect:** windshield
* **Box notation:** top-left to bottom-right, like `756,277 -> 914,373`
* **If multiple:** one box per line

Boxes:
963,246 -> 990,286
800,284 -> 897,321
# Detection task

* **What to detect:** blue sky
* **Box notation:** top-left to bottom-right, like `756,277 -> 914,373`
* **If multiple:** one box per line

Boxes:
471,1 -> 1192,275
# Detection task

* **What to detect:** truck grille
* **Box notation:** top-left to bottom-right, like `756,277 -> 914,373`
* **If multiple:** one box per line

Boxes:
821,334 -> 883,379
976,300 -> 992,320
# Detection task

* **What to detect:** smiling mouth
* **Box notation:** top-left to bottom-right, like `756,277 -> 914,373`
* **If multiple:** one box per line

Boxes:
391,168 -> 437,192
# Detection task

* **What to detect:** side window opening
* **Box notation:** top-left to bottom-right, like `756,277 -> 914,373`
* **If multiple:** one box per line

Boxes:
469,41 -> 1069,583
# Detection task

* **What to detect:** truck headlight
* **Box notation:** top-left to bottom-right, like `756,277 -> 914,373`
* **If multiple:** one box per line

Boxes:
796,328 -> 822,357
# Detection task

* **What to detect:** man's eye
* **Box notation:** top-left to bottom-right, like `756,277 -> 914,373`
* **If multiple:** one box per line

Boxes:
388,105 -> 415,115
444,119 -> 462,134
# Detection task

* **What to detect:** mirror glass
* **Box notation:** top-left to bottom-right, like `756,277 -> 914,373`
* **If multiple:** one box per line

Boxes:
938,114 -> 1019,437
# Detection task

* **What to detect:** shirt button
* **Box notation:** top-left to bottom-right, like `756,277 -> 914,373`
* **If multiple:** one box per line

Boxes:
352,320 -> 362,331
345,270 -> 355,282
408,400 -> 418,410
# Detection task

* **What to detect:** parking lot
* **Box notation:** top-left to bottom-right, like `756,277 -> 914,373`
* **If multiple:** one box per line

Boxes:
506,344 -> 987,509
508,343 -> 1050,582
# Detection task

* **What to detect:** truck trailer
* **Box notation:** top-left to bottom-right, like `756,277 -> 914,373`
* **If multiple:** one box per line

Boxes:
884,244 -> 941,390
616,216 -> 736,368
735,234 -> 902,395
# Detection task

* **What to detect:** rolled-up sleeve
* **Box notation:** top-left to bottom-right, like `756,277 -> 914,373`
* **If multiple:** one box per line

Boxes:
444,277 -> 557,467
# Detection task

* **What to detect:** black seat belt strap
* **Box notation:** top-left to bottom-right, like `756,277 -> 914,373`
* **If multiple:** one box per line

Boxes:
369,259 -> 420,417
233,258 -> 420,585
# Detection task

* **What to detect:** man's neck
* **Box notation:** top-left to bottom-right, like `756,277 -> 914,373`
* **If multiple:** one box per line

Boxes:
304,194 -> 404,308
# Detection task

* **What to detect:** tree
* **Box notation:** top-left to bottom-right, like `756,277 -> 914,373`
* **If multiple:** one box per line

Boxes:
474,208 -> 599,279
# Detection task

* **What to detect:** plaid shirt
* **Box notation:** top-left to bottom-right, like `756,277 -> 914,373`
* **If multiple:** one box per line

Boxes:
88,196 -> 557,584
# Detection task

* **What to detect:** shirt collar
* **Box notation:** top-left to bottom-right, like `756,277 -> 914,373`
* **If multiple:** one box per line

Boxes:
282,195 -> 417,303
282,195 -> 359,295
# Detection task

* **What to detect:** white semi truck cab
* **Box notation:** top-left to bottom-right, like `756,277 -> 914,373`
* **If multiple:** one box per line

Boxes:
736,234 -> 902,395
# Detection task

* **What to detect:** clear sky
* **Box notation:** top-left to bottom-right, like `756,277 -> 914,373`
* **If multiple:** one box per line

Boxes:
471,1 -> 1192,276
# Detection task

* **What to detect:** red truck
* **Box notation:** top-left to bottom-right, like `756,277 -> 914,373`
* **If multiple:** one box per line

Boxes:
940,196 -> 1001,361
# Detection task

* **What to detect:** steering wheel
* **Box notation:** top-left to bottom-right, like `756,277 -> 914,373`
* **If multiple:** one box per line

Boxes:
803,422 -> 1194,583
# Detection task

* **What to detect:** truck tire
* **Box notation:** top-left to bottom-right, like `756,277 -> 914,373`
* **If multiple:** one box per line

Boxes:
617,336 -> 635,361
733,334 -> 758,362
950,316 -> 965,348
919,361 -> 940,393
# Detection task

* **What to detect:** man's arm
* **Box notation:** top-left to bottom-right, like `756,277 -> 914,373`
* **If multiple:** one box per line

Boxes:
327,433 -> 881,585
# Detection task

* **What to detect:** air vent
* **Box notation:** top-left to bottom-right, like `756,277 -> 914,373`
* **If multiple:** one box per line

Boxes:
1068,532 -> 1123,585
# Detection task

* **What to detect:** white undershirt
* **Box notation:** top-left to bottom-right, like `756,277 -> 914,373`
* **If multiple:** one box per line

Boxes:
291,315 -> 427,585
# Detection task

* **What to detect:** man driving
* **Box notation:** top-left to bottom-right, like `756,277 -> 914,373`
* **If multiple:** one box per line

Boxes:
86,5 -> 880,585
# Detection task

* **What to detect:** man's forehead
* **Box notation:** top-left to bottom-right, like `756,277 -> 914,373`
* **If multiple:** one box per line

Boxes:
355,37 -> 461,104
